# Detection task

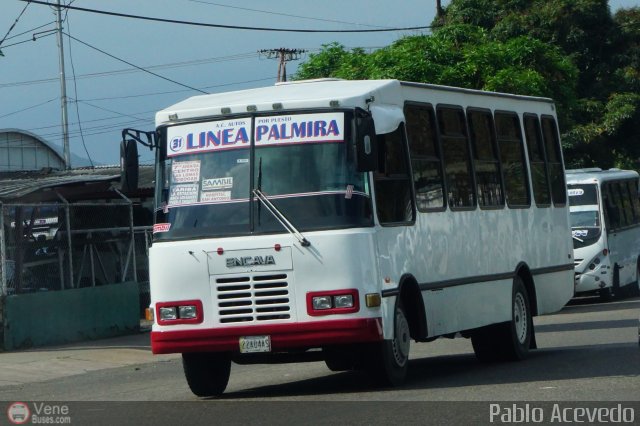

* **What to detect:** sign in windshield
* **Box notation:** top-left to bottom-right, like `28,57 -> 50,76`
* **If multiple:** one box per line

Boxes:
166,113 -> 344,158
568,184 -> 598,206
154,111 -> 373,240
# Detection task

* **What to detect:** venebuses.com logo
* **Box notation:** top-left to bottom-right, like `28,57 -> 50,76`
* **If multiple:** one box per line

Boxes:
6,402 -> 71,424
7,402 -> 30,424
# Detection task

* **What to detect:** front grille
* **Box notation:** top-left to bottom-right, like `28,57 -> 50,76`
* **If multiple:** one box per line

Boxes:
574,258 -> 583,267
215,274 -> 291,323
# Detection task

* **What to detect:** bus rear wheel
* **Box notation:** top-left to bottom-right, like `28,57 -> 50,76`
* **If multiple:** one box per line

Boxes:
366,300 -> 410,386
472,276 -> 532,362
182,352 -> 231,397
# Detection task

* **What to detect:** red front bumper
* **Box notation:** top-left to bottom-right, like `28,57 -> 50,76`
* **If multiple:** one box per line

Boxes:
151,317 -> 383,354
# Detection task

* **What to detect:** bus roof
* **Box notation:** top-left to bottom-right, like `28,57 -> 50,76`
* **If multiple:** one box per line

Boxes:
155,79 -> 555,127
566,168 -> 640,184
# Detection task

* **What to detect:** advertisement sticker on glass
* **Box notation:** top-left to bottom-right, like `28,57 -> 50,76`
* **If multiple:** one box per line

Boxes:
172,160 -> 201,183
200,191 -> 232,203
202,177 -> 233,191
168,183 -> 199,206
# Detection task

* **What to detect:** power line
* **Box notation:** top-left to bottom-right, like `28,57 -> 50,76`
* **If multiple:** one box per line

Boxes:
65,10 -> 94,167
78,76 -> 276,102
0,52 -> 259,88
3,21 -> 56,42
0,98 -> 58,119
22,0 -> 431,33
187,0 -> 392,29
63,32 -> 209,94
0,30 -> 56,50
0,1 -> 31,48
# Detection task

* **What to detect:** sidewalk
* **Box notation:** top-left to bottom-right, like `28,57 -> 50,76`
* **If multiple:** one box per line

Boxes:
0,322 -> 179,387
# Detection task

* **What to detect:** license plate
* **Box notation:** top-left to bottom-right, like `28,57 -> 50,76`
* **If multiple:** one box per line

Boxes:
239,335 -> 271,353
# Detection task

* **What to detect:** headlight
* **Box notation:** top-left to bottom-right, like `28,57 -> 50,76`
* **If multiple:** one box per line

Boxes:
312,296 -> 332,310
334,294 -> 354,308
159,306 -> 177,320
178,305 -> 197,319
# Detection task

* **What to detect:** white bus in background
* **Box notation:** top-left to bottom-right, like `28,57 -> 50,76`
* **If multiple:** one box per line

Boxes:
567,168 -> 640,300
125,79 -> 575,396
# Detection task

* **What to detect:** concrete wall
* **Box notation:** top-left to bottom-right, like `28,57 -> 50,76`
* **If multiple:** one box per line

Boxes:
2,282 -> 139,351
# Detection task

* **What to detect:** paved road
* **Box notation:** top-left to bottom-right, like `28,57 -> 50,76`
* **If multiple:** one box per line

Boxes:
1,295 -> 638,402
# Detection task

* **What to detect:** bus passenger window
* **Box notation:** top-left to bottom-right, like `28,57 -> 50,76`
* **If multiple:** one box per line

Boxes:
373,126 -> 415,224
541,116 -> 567,206
404,103 -> 445,211
629,180 -> 640,223
437,106 -> 476,209
468,109 -> 504,208
496,112 -> 530,207
524,114 -> 551,207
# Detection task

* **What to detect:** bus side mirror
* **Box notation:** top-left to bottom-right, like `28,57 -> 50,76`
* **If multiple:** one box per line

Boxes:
355,115 -> 378,172
120,139 -> 139,192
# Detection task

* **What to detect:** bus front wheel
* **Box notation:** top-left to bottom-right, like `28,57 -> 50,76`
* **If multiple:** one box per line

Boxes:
472,276 -> 532,362
367,300 -> 410,386
182,352 -> 231,397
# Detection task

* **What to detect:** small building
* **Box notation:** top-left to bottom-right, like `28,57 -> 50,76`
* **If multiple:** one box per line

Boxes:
0,129 -> 155,350
0,129 -> 66,172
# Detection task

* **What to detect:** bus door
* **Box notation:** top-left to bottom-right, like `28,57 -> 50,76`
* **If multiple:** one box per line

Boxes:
602,181 -> 636,287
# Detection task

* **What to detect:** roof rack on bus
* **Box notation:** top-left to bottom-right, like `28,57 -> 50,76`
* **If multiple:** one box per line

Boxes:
566,168 -> 603,173
275,78 -> 345,86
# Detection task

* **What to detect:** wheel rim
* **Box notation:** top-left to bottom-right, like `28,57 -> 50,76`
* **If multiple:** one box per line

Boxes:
392,308 -> 410,367
513,292 -> 528,344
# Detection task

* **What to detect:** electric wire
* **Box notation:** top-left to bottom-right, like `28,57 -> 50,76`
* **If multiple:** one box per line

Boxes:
187,0 -> 392,29
0,1 -> 31,47
0,98 -> 58,119
3,21 -> 56,42
65,10 -> 94,166
22,0 -> 431,33
63,32 -> 209,94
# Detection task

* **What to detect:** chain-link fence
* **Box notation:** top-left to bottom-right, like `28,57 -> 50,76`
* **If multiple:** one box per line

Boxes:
0,200 -> 151,297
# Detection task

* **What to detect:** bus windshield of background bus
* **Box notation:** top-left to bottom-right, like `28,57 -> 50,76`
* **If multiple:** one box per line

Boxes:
153,112 -> 373,240
568,184 -> 601,248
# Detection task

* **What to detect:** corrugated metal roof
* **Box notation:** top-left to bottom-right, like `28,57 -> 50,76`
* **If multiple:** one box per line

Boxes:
0,165 -> 155,202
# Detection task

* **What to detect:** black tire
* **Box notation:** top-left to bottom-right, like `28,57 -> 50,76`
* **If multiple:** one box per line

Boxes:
599,286 -> 612,302
472,276 -> 532,362
366,299 -> 410,386
323,347 -> 354,372
629,260 -> 640,297
182,352 -> 231,397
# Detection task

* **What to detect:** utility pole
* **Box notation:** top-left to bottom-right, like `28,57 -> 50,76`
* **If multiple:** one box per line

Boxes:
258,48 -> 307,83
55,0 -> 71,169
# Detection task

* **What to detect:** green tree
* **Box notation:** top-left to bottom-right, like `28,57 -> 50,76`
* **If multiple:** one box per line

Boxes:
442,0 -> 640,169
295,25 -> 578,124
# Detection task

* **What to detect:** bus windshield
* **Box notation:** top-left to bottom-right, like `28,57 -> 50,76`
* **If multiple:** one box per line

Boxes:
153,111 -> 373,241
568,184 -> 601,248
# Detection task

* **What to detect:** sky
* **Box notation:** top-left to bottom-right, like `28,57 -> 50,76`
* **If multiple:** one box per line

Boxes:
1,0 -> 638,167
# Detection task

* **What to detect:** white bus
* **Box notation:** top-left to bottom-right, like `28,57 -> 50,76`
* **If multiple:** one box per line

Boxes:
134,79 -> 574,396
567,168 -> 640,300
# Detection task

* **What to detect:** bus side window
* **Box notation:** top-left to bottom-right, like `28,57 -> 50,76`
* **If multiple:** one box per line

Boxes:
467,108 -> 504,208
629,180 -> 640,224
604,183 -> 621,230
495,111 -> 530,208
404,103 -> 445,211
524,114 -> 551,207
437,106 -> 476,209
541,116 -> 567,206
373,125 -> 415,224
617,181 -> 634,227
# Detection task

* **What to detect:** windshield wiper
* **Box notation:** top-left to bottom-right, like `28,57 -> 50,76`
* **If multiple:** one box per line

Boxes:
572,235 -> 584,243
252,188 -> 311,247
